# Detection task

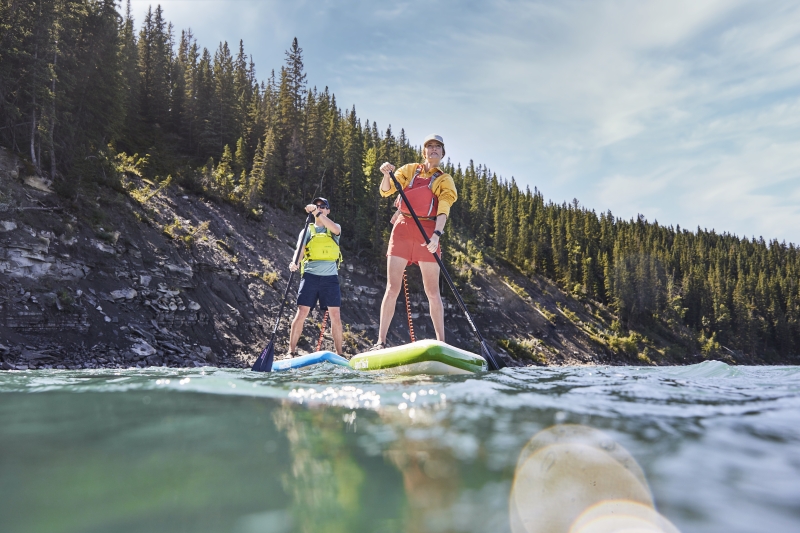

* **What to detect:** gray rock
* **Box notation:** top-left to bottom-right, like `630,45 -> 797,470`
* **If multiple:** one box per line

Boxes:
19,350 -> 54,361
130,341 -> 156,357
92,240 -> 116,254
161,341 -> 183,353
164,263 -> 193,277
110,288 -> 137,300
199,346 -> 218,365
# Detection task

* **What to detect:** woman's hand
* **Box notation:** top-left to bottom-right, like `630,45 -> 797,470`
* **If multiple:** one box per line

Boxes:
425,233 -> 440,253
380,162 -> 395,176
379,162 -> 397,193
289,261 -> 299,272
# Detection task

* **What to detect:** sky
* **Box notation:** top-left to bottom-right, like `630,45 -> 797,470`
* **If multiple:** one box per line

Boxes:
127,0 -> 800,245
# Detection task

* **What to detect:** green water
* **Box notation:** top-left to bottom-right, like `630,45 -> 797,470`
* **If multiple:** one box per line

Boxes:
1,363 -> 799,533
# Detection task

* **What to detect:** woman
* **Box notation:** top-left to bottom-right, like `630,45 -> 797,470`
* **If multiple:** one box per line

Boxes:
373,134 -> 457,349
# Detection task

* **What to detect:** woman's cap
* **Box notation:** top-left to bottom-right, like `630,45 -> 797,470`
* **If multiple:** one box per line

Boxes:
423,134 -> 444,146
312,197 -> 330,208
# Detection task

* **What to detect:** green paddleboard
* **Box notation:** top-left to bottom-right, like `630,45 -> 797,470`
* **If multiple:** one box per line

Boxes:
349,339 -> 487,375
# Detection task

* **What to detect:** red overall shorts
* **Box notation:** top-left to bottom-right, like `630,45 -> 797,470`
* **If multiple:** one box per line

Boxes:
386,166 -> 443,265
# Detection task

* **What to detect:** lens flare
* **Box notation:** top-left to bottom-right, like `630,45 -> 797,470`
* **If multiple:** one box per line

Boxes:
509,425 -> 679,533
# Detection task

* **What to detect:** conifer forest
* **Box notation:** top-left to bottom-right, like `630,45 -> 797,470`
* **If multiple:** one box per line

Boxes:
2,0 -> 798,359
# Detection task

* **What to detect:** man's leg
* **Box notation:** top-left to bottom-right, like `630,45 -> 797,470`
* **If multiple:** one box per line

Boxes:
327,307 -> 343,354
420,261 -> 445,342
377,255 -> 409,345
289,305 -> 312,354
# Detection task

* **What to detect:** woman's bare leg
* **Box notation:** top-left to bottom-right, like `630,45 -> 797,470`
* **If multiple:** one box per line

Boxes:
377,256 -> 408,344
420,261 -> 445,341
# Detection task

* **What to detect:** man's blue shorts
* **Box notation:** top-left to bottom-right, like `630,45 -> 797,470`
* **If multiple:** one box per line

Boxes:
297,272 -> 341,309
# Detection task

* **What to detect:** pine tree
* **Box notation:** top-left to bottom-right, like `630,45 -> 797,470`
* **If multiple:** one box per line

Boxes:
119,1 -> 141,152
212,41 -> 236,153
214,144 -> 234,199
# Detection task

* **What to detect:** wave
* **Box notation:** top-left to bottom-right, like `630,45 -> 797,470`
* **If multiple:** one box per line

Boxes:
661,360 -> 743,379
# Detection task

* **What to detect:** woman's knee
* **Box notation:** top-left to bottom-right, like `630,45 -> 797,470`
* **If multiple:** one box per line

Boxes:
383,283 -> 402,299
423,286 -> 442,304
425,290 -> 443,305
422,277 -> 442,300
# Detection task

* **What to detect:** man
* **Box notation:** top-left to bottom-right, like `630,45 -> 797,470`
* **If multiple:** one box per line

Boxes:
287,197 -> 344,355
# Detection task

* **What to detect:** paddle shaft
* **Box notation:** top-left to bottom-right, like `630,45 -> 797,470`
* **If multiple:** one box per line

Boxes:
388,171 -> 503,370
253,213 -> 315,371
271,213 -> 314,337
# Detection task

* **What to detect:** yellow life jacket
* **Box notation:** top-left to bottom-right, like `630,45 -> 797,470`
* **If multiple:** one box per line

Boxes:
302,224 -> 342,273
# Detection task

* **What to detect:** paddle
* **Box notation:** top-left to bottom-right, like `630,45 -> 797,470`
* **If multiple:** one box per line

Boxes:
252,213 -> 315,372
388,171 -> 505,370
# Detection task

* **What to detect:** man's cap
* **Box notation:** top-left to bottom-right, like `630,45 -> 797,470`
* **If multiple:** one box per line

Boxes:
312,197 -> 330,208
423,134 -> 444,146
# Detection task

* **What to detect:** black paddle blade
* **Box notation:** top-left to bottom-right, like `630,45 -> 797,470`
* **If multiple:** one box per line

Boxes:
251,341 -> 276,372
481,340 -> 505,371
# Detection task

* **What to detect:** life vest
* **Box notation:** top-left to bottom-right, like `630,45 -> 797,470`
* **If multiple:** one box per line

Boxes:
302,225 -> 342,273
395,165 -> 444,219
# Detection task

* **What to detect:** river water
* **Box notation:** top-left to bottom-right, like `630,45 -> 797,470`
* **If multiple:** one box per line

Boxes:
1,362 -> 798,533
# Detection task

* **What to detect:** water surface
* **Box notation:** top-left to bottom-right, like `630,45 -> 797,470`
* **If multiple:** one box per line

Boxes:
1,362 -> 798,532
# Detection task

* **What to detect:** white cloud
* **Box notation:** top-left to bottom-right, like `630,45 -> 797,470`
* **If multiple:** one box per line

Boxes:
125,0 -> 800,243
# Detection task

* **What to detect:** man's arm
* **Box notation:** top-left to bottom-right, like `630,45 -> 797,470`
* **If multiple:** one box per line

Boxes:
314,212 -> 341,235
289,230 -> 308,272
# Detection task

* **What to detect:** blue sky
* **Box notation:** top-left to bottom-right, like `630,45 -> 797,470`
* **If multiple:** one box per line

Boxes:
128,0 -> 800,245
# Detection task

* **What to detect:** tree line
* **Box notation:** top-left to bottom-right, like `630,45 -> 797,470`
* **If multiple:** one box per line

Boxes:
447,171 -> 799,358
1,1 -> 797,358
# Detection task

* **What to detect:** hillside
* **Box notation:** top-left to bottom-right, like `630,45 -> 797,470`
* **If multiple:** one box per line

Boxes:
4,145 -> 781,370
3,4 -> 798,364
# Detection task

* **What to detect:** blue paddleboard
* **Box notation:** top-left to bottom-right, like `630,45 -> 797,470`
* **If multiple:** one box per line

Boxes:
271,351 -> 350,371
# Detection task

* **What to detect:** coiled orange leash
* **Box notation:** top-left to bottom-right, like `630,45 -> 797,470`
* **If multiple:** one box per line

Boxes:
316,310 -> 329,351
403,270 -> 416,343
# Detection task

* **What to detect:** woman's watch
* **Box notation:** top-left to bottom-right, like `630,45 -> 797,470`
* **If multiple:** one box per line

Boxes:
433,230 -> 443,237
